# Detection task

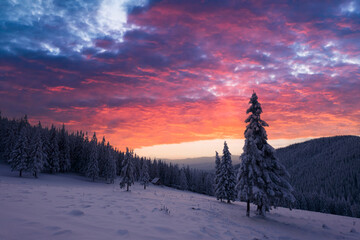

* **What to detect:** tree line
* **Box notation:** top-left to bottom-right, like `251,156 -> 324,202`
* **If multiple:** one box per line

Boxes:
0,112 -> 214,194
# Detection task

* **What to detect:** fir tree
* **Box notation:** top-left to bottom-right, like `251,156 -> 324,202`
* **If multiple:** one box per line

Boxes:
237,92 -> 295,216
140,160 -> 150,189
3,123 -> 16,161
98,136 -> 107,178
47,125 -> 60,173
217,141 -> 236,203
8,127 -> 29,177
119,148 -> 135,191
214,151 -> 222,200
40,124 -> 50,171
28,127 -> 46,178
179,169 -> 188,190
69,131 -> 83,171
103,142 -> 116,183
80,133 -> 90,174
86,133 -> 99,181
58,124 -> 71,172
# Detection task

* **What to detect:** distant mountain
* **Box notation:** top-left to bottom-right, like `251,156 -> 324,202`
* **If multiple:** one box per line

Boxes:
165,156 -> 241,171
276,135 -> 360,217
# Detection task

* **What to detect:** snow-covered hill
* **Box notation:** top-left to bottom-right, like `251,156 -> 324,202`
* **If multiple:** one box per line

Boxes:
0,165 -> 359,240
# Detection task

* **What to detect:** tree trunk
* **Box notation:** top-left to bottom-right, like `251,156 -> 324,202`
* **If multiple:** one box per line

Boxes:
144,184 -> 146,190
19,170 -> 22,177
227,199 -> 230,203
127,184 -> 129,191
257,204 -> 264,216
246,200 -> 250,217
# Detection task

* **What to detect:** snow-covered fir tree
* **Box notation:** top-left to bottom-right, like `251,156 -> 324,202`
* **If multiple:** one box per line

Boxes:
216,141 -> 236,203
98,137 -> 107,178
86,133 -> 99,181
47,125 -> 60,173
3,124 -> 16,161
28,127 -> 46,178
214,151 -> 222,200
237,92 -> 295,216
119,148 -> 135,191
103,142 -> 116,183
38,123 -> 50,171
140,160 -> 150,189
70,131 -> 85,172
79,133 -> 90,174
58,124 -> 71,172
179,169 -> 188,190
8,126 -> 29,177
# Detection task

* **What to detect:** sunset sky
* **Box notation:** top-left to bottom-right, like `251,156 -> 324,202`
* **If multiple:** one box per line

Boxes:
1,0 -> 359,159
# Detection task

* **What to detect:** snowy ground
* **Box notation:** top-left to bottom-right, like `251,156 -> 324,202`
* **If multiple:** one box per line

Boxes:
0,165 -> 359,240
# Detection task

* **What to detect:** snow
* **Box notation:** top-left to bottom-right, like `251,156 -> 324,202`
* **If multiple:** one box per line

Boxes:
0,164 -> 359,240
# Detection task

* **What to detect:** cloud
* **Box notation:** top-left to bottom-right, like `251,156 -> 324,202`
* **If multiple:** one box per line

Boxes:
0,0 -> 359,151
0,0 -> 149,55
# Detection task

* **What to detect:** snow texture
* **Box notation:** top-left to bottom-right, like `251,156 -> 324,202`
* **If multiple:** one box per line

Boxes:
0,163 -> 359,240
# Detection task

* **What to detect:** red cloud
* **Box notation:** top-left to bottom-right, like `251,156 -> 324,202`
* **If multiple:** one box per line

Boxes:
1,1 -> 359,152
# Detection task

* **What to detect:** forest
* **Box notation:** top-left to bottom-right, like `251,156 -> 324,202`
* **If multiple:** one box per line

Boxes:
277,136 -> 360,218
0,113 -> 214,195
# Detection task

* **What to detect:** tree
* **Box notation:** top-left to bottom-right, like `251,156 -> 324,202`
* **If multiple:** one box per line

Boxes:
28,127 -> 46,178
8,127 -> 29,177
179,169 -> 188,190
3,123 -> 16,161
214,151 -> 222,200
216,141 -> 236,203
98,137 -> 107,178
119,148 -> 135,191
103,142 -> 116,183
70,131 -> 84,172
47,125 -> 60,173
80,133 -> 90,174
86,133 -> 99,181
58,124 -> 71,172
237,92 -> 295,216
140,160 -> 150,189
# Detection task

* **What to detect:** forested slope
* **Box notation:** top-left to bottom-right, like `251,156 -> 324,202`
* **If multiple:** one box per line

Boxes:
276,136 -> 360,217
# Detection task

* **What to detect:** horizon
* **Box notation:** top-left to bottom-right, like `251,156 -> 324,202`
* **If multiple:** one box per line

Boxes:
1,0 -> 359,159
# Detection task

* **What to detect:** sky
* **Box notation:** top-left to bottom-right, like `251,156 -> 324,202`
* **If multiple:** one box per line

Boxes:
0,0 -> 359,159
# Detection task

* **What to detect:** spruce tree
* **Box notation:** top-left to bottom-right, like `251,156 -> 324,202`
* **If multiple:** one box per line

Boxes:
86,133 -> 99,181
40,126 -> 50,171
70,131 -> 84,172
28,127 -> 46,178
98,137 -> 107,178
58,124 -> 71,172
217,141 -> 236,203
237,92 -> 295,216
103,142 -> 116,183
179,169 -> 188,190
119,148 -> 135,191
140,160 -> 150,189
8,127 -> 29,177
3,124 -> 16,161
80,134 -> 90,174
214,151 -> 222,200
47,125 -> 60,173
